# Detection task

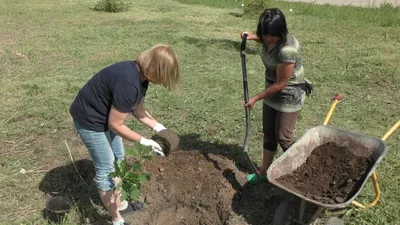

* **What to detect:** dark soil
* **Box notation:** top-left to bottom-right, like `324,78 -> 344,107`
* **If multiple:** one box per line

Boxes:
126,150 -> 248,225
277,142 -> 373,204
151,129 -> 180,156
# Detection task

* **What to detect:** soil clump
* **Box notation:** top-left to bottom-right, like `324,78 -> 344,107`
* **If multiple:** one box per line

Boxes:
277,142 -> 373,204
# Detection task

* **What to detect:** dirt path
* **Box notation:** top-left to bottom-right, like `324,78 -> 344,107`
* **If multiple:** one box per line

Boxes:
283,0 -> 399,7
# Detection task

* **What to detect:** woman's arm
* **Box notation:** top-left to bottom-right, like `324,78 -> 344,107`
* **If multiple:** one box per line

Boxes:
108,106 -> 166,155
108,107 -> 143,142
241,31 -> 262,43
244,62 -> 294,109
132,99 -> 166,132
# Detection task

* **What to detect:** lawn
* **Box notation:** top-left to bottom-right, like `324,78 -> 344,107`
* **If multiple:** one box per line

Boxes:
0,0 -> 399,224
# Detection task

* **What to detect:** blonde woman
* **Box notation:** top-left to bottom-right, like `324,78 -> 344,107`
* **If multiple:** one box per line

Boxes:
69,44 -> 181,225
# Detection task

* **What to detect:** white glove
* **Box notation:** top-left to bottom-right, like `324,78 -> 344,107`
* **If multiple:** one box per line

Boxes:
140,137 -> 165,157
153,123 -> 167,132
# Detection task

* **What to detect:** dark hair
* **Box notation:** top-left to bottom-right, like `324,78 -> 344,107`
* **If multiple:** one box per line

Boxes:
256,8 -> 288,43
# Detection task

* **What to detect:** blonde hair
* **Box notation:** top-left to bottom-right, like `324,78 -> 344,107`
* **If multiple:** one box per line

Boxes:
136,44 -> 181,91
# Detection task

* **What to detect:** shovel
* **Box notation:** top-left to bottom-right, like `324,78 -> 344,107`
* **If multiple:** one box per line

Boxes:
240,33 -> 259,177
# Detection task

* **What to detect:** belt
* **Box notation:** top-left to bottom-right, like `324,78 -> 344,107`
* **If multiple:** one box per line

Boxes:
266,79 -> 314,97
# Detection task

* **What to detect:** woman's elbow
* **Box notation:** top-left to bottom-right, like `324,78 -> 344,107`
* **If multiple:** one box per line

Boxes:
277,83 -> 288,91
108,121 -> 120,132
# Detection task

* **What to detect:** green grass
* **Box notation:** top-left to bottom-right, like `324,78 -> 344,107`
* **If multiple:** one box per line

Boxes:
175,0 -> 244,8
0,0 -> 399,224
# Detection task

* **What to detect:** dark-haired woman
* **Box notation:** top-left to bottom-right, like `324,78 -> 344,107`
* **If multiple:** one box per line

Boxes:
241,8 -> 312,184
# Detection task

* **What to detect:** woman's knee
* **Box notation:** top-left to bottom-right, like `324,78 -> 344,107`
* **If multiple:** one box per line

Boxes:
74,120 -> 117,191
110,134 -> 125,161
276,111 -> 300,151
95,167 -> 116,192
277,138 -> 295,152
276,125 -> 296,151
263,137 -> 278,151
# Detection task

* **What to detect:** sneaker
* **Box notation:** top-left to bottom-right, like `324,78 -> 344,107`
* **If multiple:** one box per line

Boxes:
119,201 -> 145,216
246,173 -> 268,184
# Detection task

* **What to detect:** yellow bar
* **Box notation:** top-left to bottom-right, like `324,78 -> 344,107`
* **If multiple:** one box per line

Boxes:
323,94 -> 342,125
351,200 -> 366,209
351,171 -> 380,208
381,120 -> 400,141
351,120 -> 399,209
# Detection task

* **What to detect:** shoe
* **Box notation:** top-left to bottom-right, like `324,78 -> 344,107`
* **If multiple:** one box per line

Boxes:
247,173 -> 268,184
119,201 -> 145,216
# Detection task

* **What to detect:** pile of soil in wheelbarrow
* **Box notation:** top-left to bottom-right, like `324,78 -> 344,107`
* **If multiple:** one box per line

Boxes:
277,142 -> 373,204
125,150 -> 249,225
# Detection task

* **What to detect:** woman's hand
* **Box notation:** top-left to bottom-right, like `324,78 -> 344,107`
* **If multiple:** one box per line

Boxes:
241,31 -> 251,38
241,31 -> 261,42
243,97 -> 258,110
140,137 -> 165,157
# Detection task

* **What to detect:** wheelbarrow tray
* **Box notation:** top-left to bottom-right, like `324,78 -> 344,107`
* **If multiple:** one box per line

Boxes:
267,125 -> 388,209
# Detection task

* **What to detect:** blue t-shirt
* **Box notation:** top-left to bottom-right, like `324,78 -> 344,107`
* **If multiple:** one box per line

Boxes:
70,61 -> 148,131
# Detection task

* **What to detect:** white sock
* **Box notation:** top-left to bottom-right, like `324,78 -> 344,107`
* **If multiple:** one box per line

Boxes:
112,218 -> 125,225
118,201 -> 128,211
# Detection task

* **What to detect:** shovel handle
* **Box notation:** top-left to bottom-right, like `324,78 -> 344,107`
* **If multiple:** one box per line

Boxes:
241,33 -> 250,152
241,33 -> 249,105
241,33 -> 248,56
240,33 -> 258,176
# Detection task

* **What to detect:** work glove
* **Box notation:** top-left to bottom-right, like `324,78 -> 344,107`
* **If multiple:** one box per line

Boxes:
139,137 -> 165,157
153,123 -> 167,133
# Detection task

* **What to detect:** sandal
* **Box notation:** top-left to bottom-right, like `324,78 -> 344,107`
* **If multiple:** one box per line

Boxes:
247,173 -> 268,184
119,201 -> 144,216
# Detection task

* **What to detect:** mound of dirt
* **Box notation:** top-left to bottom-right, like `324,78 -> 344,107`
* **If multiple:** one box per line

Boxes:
277,142 -> 373,204
127,150 -> 248,225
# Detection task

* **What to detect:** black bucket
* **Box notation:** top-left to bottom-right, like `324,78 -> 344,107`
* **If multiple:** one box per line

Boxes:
45,196 -> 73,223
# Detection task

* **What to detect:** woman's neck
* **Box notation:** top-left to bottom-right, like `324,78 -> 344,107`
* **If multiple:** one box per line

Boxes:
136,64 -> 147,83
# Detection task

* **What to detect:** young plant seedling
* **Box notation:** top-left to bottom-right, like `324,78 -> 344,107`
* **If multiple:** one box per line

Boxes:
109,142 -> 153,202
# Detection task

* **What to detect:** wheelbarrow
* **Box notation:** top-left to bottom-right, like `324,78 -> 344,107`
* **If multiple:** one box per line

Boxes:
266,94 -> 400,225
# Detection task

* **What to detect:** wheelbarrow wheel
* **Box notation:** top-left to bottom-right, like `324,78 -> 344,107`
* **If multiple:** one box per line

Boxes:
272,198 -> 300,225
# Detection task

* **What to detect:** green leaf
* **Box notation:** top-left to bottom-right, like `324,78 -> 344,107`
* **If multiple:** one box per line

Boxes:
131,188 -> 140,201
142,145 -> 152,155
125,172 -> 139,182
135,142 -> 142,151
125,147 -> 136,157
138,173 -> 150,184
132,161 -> 141,171
120,191 -> 128,202
142,155 -> 153,161
109,171 -> 117,178
120,160 -> 128,173
115,159 -> 126,176
137,143 -> 143,155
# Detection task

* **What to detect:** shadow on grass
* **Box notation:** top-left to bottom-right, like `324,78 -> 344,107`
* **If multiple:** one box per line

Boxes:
229,12 -> 243,18
178,133 -> 261,174
178,133 -> 306,224
182,37 -> 260,55
224,168 -> 325,224
39,159 -> 109,225
178,133 -> 288,224
223,168 -> 291,225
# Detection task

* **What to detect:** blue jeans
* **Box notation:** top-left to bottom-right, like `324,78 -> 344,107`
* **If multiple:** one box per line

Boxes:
73,119 -> 125,191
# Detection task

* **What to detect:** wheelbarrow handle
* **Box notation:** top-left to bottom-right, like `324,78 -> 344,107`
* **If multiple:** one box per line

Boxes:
323,94 -> 343,125
352,119 -> 400,209
382,120 -> 400,141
